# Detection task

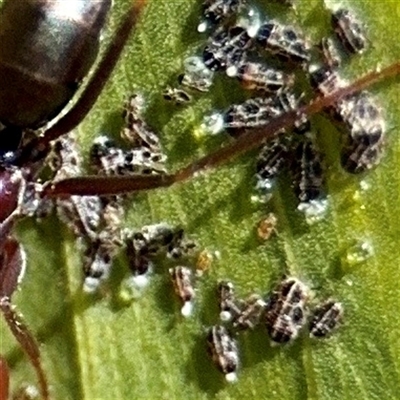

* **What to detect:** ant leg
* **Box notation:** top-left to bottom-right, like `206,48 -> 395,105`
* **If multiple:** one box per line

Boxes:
43,60 -> 400,197
174,60 -> 400,182
0,238 -> 49,400
44,174 -> 175,197
16,0 -> 148,166
0,356 -> 10,400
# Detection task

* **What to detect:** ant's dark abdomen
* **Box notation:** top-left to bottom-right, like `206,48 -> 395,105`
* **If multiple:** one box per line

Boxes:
0,0 -> 111,129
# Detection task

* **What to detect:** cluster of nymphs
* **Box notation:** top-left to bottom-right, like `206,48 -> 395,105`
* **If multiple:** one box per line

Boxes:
165,0 -> 385,222
126,223 -> 198,309
207,276 -> 343,382
45,95 -> 197,295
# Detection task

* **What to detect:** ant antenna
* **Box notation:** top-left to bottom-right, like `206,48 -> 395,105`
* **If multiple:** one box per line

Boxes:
45,61 -> 400,197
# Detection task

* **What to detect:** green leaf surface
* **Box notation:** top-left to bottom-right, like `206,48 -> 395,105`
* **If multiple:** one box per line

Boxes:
2,0 -> 400,399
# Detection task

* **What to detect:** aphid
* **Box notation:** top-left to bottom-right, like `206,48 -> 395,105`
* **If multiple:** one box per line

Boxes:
131,223 -> 196,259
49,134 -> 123,293
82,235 -> 121,293
292,134 -> 327,219
309,300 -> 343,338
169,266 -> 196,317
121,224 -> 196,293
203,25 -> 252,73
257,213 -> 278,241
310,66 -> 386,173
198,0 -> 247,33
233,294 -> 266,330
121,94 -> 164,153
262,92 -> 310,134
204,91 -> 308,137
235,61 -> 295,93
222,97 -> 276,135
332,8 -> 367,55
337,91 -> 385,173
49,134 -> 125,293
206,325 -> 239,382
78,95 -> 169,291
318,37 -> 342,69
217,280 -> 242,321
124,234 -> 153,290
338,92 -> 384,136
265,277 -> 309,344
94,94 -> 167,176
90,136 -> 167,176
255,135 -> 292,192
48,134 -> 103,242
164,57 -> 215,105
309,64 -> 346,98
256,21 -> 310,64
178,56 -> 215,93
163,87 -> 192,105
81,199 -> 124,293
341,135 -> 385,174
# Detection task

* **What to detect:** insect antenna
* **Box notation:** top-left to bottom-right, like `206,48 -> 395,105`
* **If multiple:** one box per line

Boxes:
0,238 -> 49,400
45,60 -> 400,198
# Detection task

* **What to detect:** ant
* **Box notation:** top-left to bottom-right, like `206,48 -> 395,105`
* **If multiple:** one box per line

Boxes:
1,0 -> 400,399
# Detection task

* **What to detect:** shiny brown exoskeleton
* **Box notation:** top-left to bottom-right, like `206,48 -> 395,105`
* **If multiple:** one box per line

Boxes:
0,0 -> 110,131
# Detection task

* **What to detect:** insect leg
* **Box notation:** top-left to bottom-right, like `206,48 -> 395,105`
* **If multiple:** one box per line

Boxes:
0,356 -> 10,400
44,61 -> 400,197
0,238 -> 49,400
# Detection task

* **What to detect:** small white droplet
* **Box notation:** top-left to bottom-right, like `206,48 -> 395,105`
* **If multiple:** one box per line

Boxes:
297,199 -> 328,224
226,65 -> 238,77
181,301 -> 194,317
93,135 -> 111,146
220,311 -> 233,322
24,385 -> 40,398
214,250 -> 221,260
256,177 -> 274,191
131,274 -> 151,289
197,21 -> 208,33
250,193 -> 273,204
237,7 -> 262,38
225,372 -> 238,383
346,240 -> 374,264
359,180 -> 370,191
201,113 -> 225,135
83,277 -> 100,293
